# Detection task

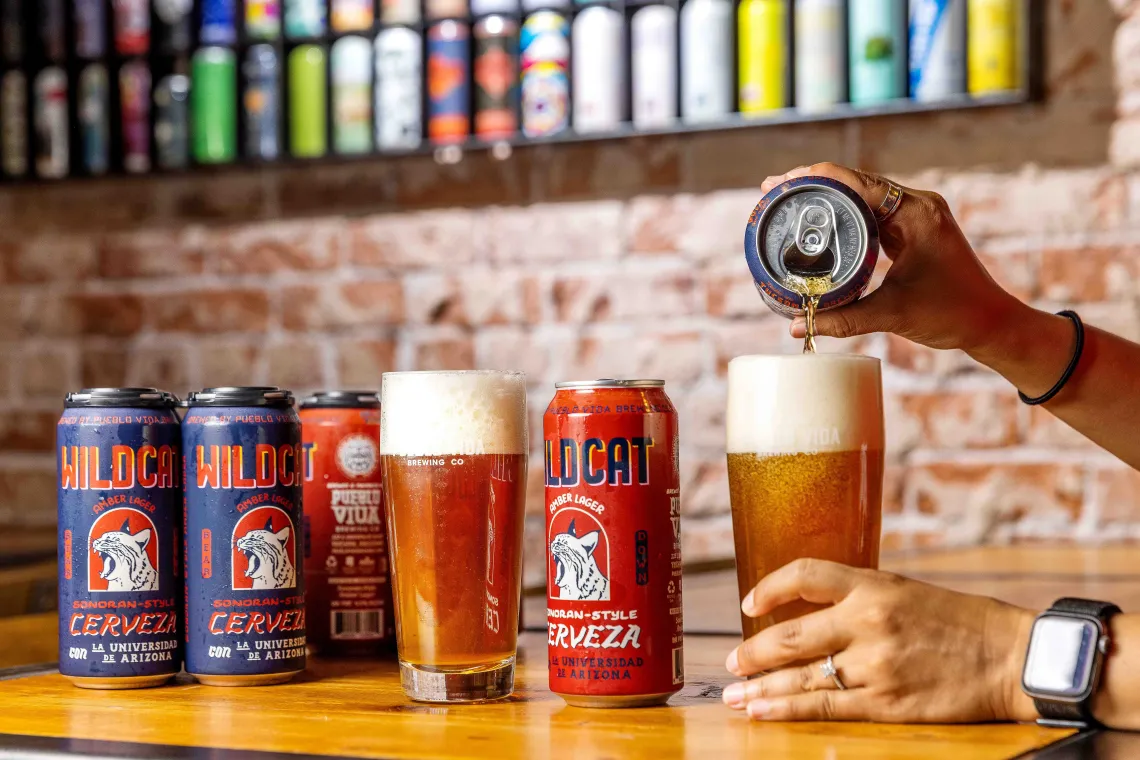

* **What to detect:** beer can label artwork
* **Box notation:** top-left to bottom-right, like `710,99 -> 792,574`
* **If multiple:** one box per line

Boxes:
631,5 -> 678,129
332,0 -> 373,31
192,48 -> 238,164
113,0 -> 150,55
848,0 -> 905,104
1,71 -> 27,177
474,16 -> 519,139
571,7 -> 625,133
520,11 -> 569,138
57,390 -> 183,686
244,45 -> 281,161
120,62 -> 152,174
909,0 -> 966,101
375,28 -> 422,150
545,382 -> 684,706
289,45 -> 328,157
286,0 -> 327,38
75,0 -> 108,58
183,393 -> 307,684
155,0 -> 194,53
428,22 -> 471,144
738,0 -> 788,113
41,0 -> 66,61
247,0 -> 282,39
680,0 -> 734,123
967,0 -> 1019,94
301,396 -> 394,654
332,36 -> 374,155
795,0 -> 844,112
201,0 -> 238,45
34,68 -> 68,179
155,74 -> 191,170
744,175 -> 880,318
426,0 -> 468,20
79,64 -> 110,176
381,0 -> 420,26
2,0 -> 23,63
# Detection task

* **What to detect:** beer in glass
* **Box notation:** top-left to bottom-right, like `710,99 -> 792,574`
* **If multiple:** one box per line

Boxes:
726,355 -> 884,639
380,370 -> 528,702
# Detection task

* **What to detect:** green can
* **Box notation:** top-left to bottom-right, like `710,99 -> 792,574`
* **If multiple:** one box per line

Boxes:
289,44 -> 328,158
191,47 -> 238,163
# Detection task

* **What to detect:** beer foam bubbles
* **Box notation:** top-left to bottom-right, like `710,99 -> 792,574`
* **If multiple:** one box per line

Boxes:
726,355 -> 884,454
380,370 -> 528,456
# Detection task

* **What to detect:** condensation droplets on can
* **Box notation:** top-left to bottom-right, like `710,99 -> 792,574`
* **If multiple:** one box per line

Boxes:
375,28 -> 423,150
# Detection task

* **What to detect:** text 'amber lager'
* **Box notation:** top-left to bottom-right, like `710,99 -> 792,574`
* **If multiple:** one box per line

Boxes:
380,370 -> 528,703
545,380 -> 684,708
726,355 -> 884,640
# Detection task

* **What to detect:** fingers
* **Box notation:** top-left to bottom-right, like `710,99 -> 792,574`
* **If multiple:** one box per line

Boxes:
726,607 -> 851,677
788,287 -> 901,340
723,652 -> 857,707
741,558 -> 863,618
745,689 -> 863,722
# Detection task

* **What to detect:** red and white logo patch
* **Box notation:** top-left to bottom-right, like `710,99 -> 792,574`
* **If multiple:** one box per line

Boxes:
232,507 -> 297,591
88,508 -> 159,593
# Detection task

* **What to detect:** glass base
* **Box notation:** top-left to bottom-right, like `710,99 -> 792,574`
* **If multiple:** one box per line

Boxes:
399,656 -> 515,703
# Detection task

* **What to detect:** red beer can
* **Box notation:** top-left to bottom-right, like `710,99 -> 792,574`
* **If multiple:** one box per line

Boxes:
300,391 -> 395,657
544,379 -> 684,707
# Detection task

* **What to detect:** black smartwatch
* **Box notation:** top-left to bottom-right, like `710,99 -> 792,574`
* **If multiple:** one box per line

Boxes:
1021,598 -> 1120,728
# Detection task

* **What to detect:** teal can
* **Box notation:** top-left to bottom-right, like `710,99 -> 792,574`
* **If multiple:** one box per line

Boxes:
848,0 -> 906,105
191,47 -> 238,164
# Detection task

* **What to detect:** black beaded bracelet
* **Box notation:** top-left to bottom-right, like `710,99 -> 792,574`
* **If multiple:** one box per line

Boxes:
1019,310 -> 1085,406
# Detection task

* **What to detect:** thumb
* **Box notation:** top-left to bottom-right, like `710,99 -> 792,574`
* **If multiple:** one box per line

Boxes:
789,290 -> 897,340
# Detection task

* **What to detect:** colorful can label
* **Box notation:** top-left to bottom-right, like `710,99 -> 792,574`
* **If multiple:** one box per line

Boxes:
474,15 -> 519,139
247,0 -> 282,39
544,382 -> 684,706
381,0 -> 420,25
41,0 -> 66,61
968,0 -> 1019,94
75,0 -> 108,58
113,0 -> 150,55
201,0 -> 238,44
738,0 -> 787,113
849,0 -> 905,104
192,47 -> 238,164
427,21 -> 470,144
375,28 -> 422,150
155,74 -> 191,170
909,0 -> 966,101
301,396 -> 394,655
245,45 -> 281,161
631,5 -> 677,129
286,0 -> 327,38
1,70 -> 27,177
520,11 -> 569,138
79,64 -> 110,176
795,0 -> 844,111
332,35 -> 373,154
288,44 -> 328,157
57,390 -> 183,685
155,0 -> 194,53
120,61 -> 152,174
183,393 -> 307,683
2,0 -> 23,63
332,0 -> 373,31
680,0 -> 733,123
34,67 -> 68,179
571,7 -> 625,133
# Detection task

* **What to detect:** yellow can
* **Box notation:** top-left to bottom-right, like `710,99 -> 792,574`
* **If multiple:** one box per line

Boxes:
738,0 -> 788,114
968,0 -> 1019,94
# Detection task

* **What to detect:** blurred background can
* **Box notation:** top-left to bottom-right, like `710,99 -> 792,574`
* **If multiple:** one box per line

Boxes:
474,15 -> 519,140
286,0 -> 327,38
289,44 -> 329,157
472,0 -> 519,16
909,0 -> 966,101
332,36 -> 374,154
968,0 -> 1019,94
572,6 -> 625,134
201,0 -> 238,44
155,0 -> 193,54
75,0 -> 107,59
40,0 -> 66,61
120,61 -> 152,174
738,0 -> 787,113
849,0 -> 906,104
520,10 -> 569,138
191,47 -> 238,164
155,74 -> 191,170
246,0 -> 282,38
680,0 -> 733,123
375,28 -> 423,150
79,64 -> 110,176
427,21 -> 471,144
2,0 -> 23,63
332,0 -> 373,31
34,67 -> 68,179
301,392 -> 395,657
795,0 -> 844,112
113,0 -> 150,55
632,5 -> 678,130
245,45 -> 281,161
381,0 -> 420,25
427,0 -> 469,21
1,71 -> 27,177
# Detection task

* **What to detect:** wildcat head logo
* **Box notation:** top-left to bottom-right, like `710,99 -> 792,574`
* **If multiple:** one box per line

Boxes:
88,508 -> 159,593
232,507 -> 296,590
549,512 -> 610,602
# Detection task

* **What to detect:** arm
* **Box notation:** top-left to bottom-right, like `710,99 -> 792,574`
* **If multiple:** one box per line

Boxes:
763,163 -> 1140,469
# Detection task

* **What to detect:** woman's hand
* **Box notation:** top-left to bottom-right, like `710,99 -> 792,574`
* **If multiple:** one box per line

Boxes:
722,558 -> 1040,723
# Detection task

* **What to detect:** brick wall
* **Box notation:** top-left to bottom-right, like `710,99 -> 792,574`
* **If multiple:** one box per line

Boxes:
0,0 -> 1133,583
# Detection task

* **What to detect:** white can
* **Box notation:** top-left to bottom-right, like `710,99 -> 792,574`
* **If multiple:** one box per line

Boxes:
34,67 -> 69,179
381,0 -> 420,24
522,0 -> 568,11
375,27 -> 423,150
572,6 -> 625,133
909,0 -> 966,101
631,5 -> 677,129
794,0 -> 844,112
680,0 -> 733,123
472,0 -> 519,15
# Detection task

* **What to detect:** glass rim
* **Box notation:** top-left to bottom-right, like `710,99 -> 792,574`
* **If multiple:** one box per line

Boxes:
381,369 -> 526,377
728,353 -> 881,364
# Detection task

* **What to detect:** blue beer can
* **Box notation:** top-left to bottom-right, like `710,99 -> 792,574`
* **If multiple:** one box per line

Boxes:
201,0 -> 239,45
183,387 -> 306,687
427,21 -> 471,144
909,0 -> 966,101
57,388 -> 183,689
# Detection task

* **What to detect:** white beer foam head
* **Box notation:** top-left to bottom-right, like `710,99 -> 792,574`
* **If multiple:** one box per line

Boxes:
726,355 -> 884,454
380,371 -> 528,456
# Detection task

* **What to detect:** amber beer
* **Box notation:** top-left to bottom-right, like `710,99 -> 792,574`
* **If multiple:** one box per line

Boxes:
380,370 -> 528,702
726,355 -> 884,640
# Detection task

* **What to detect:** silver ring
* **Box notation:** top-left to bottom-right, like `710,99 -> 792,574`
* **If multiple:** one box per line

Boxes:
820,655 -> 847,691
875,182 -> 904,222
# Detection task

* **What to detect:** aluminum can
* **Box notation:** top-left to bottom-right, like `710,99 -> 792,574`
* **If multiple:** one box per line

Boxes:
332,36 -> 373,154
183,387 -> 307,687
120,61 -> 152,174
201,0 -> 238,44
79,64 -> 110,176
572,6 -> 625,134
41,0 -> 66,61
545,380 -> 684,708
375,28 -> 422,150
332,0 -> 373,31
472,0 -> 519,16
1,71 -> 27,177
427,0 -> 468,20
113,0 -> 150,55
286,0 -> 327,38
474,15 -> 518,140
155,74 -> 191,170
523,0 -> 568,9
75,0 -> 108,59
909,0 -> 965,101
744,175 -> 880,318
520,11 -> 569,138
2,0 -> 23,63
244,45 -> 281,161
289,44 -> 328,157
849,0 -> 905,104
738,0 -> 787,113
57,388 -> 183,690
427,21 -> 470,144
680,0 -> 733,123
381,0 -> 420,26
192,47 -> 238,164
246,0 -> 282,39
795,0 -> 844,111
631,5 -> 677,129
34,67 -> 68,179
300,392 -> 395,657
155,0 -> 193,54
967,0 -> 1019,94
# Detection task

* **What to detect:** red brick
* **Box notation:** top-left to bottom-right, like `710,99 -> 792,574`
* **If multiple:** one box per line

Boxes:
266,341 -> 326,389
1023,406 -> 1098,449
908,463 -> 1084,527
1038,246 -> 1135,302
413,337 -> 475,370
17,346 -> 76,400
891,392 -> 1020,450
486,202 -> 623,263
524,460 -> 545,516
348,211 -> 478,269
0,291 -> 81,339
98,230 -> 205,279
625,195 -> 689,254
405,271 -> 539,326
150,290 -> 269,333
474,328 -> 547,379
73,293 -> 145,337
681,459 -> 729,517
705,265 -> 770,319
883,464 -> 904,515
336,339 -> 396,388
197,342 -> 265,388
551,265 -> 701,322
884,335 -> 981,376
82,347 -> 128,389
126,345 -> 190,393
209,220 -> 341,274
975,249 -> 1038,302
282,280 -> 404,331
1,236 -> 97,282
0,465 -> 55,526
711,321 -> 798,376
0,410 -> 57,451
1095,467 -> 1140,523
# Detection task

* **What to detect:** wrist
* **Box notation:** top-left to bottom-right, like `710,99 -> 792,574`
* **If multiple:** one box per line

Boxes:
963,300 -> 1076,399
989,604 -> 1039,723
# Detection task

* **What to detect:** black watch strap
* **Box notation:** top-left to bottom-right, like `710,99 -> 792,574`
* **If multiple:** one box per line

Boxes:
1033,598 -> 1121,727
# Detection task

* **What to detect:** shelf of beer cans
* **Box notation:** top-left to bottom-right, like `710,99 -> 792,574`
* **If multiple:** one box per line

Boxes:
0,0 -> 1040,182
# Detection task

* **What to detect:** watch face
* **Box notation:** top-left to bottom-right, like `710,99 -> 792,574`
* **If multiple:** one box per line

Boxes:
1023,616 -> 1098,698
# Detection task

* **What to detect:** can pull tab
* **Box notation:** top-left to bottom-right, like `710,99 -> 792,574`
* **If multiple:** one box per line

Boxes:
784,199 -> 839,276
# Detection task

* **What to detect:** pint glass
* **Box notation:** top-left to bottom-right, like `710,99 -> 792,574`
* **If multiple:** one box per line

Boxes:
380,370 -> 528,702
726,355 -> 884,639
